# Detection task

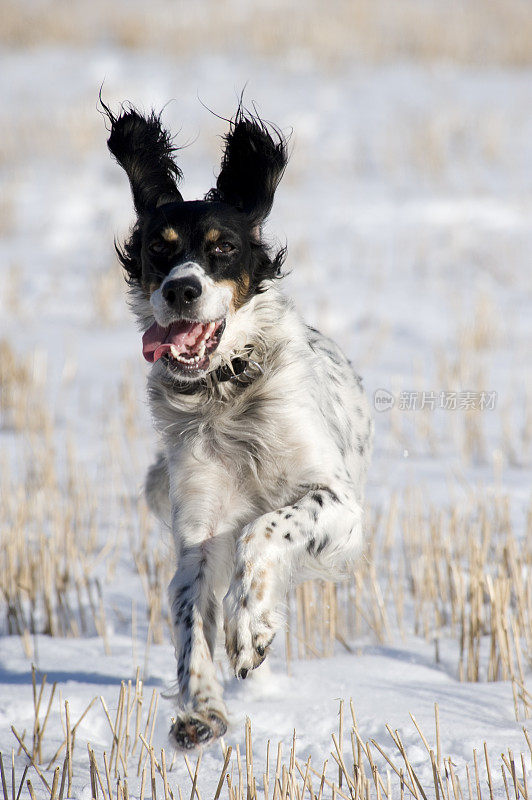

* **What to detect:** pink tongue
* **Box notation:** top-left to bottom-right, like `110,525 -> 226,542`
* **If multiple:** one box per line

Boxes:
142,320 -> 206,363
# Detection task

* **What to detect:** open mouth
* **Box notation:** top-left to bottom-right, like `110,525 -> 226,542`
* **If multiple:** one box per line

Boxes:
142,318 -> 226,375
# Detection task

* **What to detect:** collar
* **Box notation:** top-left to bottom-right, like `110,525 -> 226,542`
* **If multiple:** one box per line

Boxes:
168,347 -> 263,395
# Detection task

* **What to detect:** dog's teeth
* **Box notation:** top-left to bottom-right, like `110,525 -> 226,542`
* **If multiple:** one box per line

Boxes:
198,343 -> 206,359
173,351 -> 199,365
196,324 -> 214,351
170,345 -> 179,359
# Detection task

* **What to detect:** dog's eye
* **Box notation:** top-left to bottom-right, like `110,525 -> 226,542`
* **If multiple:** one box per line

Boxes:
214,242 -> 235,255
148,240 -> 167,255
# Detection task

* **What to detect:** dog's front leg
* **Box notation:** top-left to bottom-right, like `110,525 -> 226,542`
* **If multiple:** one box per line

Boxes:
168,534 -> 230,749
167,454 -> 243,750
224,483 -> 363,678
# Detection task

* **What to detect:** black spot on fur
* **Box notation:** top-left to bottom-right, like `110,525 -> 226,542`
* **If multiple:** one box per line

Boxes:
306,535 -> 329,556
321,486 -> 339,503
316,535 -> 330,555
197,557 -> 207,582
312,493 -> 324,507
205,597 -> 217,626
284,533 -> 292,541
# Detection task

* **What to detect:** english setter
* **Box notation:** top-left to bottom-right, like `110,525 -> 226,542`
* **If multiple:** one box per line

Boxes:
104,102 -> 373,750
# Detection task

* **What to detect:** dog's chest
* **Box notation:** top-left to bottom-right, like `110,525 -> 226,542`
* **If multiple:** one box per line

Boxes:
184,386 -> 320,505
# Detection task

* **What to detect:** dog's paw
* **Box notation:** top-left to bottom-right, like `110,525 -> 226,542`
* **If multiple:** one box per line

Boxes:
224,585 -> 275,678
170,710 -> 227,750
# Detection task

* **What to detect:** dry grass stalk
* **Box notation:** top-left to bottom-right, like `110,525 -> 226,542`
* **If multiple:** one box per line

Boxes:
44,696 -> 98,770
99,675 -> 158,780
29,667 -> 57,764
0,754 -> 27,800
287,490 -> 531,690
0,339 -> 52,435
0,439 -> 106,648
0,754 -> 7,800
26,780 -> 37,800
0,339 -> 150,655
10,729 -> 50,794
133,548 -> 172,647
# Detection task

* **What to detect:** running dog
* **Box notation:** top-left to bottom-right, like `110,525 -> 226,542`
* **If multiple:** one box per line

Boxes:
104,102 -> 373,749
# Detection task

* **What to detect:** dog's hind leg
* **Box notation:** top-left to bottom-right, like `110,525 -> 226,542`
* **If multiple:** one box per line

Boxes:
223,483 -> 363,678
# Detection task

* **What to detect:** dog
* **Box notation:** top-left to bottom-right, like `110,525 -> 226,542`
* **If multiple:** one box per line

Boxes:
104,101 -> 373,750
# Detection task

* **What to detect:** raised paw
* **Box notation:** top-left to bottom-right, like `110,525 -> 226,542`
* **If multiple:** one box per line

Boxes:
170,711 -> 227,750
224,584 -> 275,678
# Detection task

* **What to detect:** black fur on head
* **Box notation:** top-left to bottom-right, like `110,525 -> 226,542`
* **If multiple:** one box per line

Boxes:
206,105 -> 289,225
103,100 -> 288,296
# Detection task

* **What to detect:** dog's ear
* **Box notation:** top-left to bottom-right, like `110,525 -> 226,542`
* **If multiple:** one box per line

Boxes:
104,104 -> 183,214
207,109 -> 288,225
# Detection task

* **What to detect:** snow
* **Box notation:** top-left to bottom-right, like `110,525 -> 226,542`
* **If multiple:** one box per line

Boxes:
0,635 -> 528,799
0,30 -> 531,800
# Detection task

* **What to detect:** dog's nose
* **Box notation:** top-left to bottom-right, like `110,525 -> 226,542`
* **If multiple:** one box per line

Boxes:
162,277 -> 202,307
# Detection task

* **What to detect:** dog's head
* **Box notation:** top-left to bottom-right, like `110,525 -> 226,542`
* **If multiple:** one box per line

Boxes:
104,103 -> 288,382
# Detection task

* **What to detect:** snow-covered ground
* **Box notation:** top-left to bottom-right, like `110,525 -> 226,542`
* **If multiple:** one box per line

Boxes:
0,20 -> 531,800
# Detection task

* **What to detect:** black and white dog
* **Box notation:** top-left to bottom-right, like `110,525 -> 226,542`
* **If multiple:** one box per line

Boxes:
104,102 -> 373,750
